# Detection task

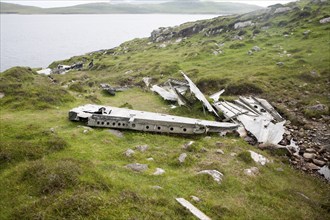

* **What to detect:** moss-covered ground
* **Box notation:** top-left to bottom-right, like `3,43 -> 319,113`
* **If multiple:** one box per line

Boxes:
1,0 -> 330,219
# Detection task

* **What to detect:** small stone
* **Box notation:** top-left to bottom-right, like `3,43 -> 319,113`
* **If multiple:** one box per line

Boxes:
179,153 -> 187,163
307,104 -> 328,112
320,17 -> 330,24
305,148 -> 316,153
244,167 -> 259,176
303,30 -> 311,35
249,150 -> 269,165
135,145 -> 149,152
276,168 -> 284,172
125,163 -> 148,172
146,157 -> 154,161
230,153 -> 237,157
183,141 -> 195,149
200,147 -> 208,153
83,129 -> 89,134
215,141 -> 224,147
252,46 -> 261,51
313,159 -> 326,167
216,149 -> 224,155
153,168 -> 165,175
198,170 -> 223,183
50,128 -> 55,133
108,129 -> 123,138
191,196 -> 201,202
125,149 -> 135,157
303,153 -> 315,160
277,62 -> 284,66
204,136 -> 211,140
306,163 -> 320,170
319,145 -> 330,154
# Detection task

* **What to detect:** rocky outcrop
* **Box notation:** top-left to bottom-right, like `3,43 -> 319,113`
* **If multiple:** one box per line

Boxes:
274,7 -> 292,14
234,20 -> 254,29
150,24 -> 206,43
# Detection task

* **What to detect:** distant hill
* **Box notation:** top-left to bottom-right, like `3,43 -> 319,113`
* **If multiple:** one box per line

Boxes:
0,1 -> 262,14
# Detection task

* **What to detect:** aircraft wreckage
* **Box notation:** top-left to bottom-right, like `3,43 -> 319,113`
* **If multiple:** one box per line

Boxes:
69,71 -> 292,152
69,104 -> 238,134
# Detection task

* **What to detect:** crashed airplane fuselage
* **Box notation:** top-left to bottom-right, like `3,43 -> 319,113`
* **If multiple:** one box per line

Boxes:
69,104 -> 238,134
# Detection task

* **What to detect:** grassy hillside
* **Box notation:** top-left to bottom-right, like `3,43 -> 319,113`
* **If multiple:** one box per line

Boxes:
1,0 -> 330,219
0,1 -> 262,14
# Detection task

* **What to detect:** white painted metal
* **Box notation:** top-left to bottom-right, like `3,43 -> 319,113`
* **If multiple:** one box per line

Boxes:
181,71 -> 219,117
176,198 -> 211,220
69,104 -> 238,134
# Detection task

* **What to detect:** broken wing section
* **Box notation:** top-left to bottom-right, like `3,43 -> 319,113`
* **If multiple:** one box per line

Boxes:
214,96 -> 286,145
238,115 -> 286,145
181,71 -> 219,117
151,85 -> 177,101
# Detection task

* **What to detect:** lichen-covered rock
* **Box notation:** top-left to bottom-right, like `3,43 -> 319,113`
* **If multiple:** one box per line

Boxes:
320,17 -> 330,24
303,153 -> 315,160
124,149 -> 135,157
313,159 -> 326,167
306,104 -> 328,112
252,46 -> 261,51
234,20 -> 253,29
198,170 -> 224,183
125,163 -> 148,172
153,168 -> 165,176
191,195 -> 201,202
178,153 -> 187,163
135,145 -> 149,152
244,167 -> 260,176
306,163 -> 320,170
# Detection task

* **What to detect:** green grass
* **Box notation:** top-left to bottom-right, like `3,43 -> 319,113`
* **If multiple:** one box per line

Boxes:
1,0 -> 330,219
1,90 -> 329,219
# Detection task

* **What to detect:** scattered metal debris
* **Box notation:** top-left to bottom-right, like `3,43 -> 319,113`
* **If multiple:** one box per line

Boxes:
214,96 -> 286,146
181,71 -> 219,117
36,61 -> 85,75
151,85 -> 177,101
36,68 -> 52,75
209,89 -> 225,102
100,83 -> 116,96
318,165 -> 330,181
176,198 -> 211,220
69,104 -> 238,135
100,83 -> 128,96
142,77 -> 152,87
150,78 -> 189,105
150,72 -> 218,115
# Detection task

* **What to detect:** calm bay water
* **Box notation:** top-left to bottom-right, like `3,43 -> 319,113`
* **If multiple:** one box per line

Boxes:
0,14 -> 218,72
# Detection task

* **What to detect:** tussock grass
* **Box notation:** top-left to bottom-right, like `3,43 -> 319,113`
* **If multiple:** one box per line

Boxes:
0,67 -> 75,109
21,159 -> 82,195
